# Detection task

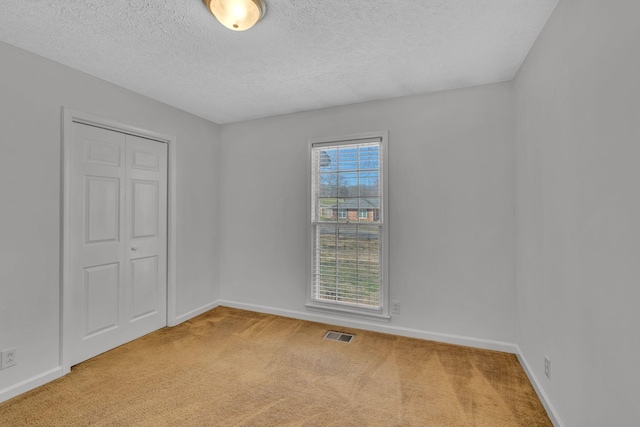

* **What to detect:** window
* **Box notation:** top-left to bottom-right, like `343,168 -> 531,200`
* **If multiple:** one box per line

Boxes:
308,132 -> 388,319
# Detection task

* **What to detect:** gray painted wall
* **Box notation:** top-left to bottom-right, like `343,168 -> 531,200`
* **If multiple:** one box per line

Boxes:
514,0 -> 640,425
0,41 -> 221,395
219,83 -> 516,344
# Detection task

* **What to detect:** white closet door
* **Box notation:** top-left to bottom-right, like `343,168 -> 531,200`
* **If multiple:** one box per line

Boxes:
69,122 -> 167,366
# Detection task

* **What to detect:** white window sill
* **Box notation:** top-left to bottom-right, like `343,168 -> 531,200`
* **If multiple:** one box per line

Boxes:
305,302 -> 390,323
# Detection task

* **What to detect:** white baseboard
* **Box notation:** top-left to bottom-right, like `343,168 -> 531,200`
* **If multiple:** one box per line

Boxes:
0,367 -> 63,404
515,346 -> 565,427
217,299 -> 518,354
174,300 -> 221,325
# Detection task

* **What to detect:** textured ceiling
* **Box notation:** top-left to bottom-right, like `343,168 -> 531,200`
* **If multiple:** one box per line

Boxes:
0,0 -> 558,124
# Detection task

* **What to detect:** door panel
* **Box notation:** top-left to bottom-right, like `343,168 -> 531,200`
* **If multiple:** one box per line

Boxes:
132,149 -> 159,171
125,134 -> 167,331
85,177 -> 120,243
84,263 -> 119,336
132,180 -> 158,238
131,256 -> 159,320
69,123 -> 167,366
85,139 -> 121,166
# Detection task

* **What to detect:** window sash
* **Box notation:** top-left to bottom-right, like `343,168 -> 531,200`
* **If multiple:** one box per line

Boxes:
311,223 -> 383,309
310,136 -> 385,311
311,141 -> 383,225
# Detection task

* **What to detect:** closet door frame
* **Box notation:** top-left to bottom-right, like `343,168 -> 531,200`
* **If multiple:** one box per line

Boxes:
61,107 -> 178,375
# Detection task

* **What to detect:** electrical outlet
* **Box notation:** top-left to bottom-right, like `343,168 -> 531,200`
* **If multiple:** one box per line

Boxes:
544,356 -> 551,379
391,301 -> 401,315
1,348 -> 17,369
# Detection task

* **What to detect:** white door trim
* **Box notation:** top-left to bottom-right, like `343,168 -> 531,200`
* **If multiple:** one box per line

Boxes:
61,107 -> 178,374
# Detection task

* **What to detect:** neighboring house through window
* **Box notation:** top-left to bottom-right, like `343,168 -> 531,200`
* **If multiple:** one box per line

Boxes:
308,132 -> 389,320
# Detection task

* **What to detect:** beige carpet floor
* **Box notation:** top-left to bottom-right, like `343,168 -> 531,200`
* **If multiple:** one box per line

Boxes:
0,307 -> 552,426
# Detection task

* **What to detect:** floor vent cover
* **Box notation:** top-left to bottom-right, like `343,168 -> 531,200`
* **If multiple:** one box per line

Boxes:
324,331 -> 355,343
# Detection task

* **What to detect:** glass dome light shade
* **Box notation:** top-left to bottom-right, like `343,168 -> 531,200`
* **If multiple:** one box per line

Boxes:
203,0 -> 266,31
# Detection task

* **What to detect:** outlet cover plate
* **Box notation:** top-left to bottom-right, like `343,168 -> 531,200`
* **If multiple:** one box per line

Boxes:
391,301 -> 401,315
544,356 -> 551,379
1,348 -> 17,369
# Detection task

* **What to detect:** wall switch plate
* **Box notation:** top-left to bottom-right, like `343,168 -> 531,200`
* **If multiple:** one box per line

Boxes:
391,301 -> 401,315
544,356 -> 551,379
1,348 -> 17,369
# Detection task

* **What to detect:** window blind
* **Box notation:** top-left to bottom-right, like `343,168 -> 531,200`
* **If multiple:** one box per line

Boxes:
311,139 -> 383,309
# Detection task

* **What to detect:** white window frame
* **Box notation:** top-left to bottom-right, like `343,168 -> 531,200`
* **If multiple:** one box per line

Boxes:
358,209 -> 368,220
306,131 -> 389,321
338,209 -> 348,219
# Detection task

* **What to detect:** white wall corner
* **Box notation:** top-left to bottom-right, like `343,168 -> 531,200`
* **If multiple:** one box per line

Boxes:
173,300 -> 222,325
515,345 -> 565,427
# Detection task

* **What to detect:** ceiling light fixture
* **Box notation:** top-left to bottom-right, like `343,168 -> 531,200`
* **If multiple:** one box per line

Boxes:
203,0 -> 266,31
